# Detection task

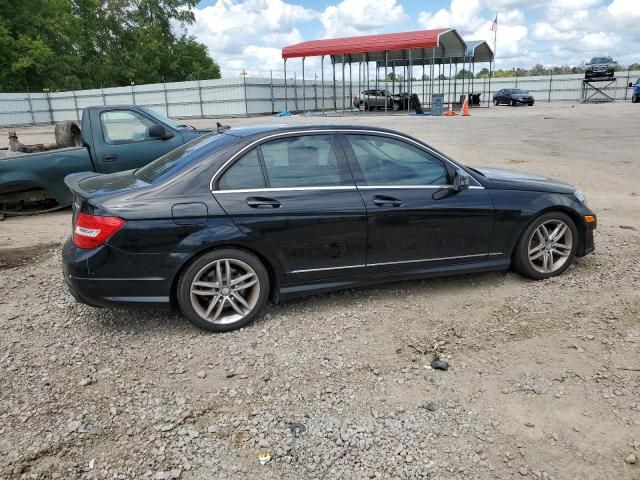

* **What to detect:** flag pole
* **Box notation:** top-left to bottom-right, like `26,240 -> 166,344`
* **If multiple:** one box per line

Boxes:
493,14 -> 498,77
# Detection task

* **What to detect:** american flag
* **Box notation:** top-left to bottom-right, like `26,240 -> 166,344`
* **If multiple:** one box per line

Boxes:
490,15 -> 498,32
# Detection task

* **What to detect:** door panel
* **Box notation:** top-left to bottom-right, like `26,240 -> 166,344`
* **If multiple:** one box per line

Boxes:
339,133 -> 495,274
359,186 -> 494,273
212,133 -> 367,284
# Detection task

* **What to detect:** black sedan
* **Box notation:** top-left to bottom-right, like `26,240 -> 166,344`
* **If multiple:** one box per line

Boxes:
493,89 -> 535,106
62,125 -> 596,332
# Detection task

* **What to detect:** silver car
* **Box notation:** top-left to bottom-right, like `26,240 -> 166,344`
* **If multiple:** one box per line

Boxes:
353,89 -> 401,111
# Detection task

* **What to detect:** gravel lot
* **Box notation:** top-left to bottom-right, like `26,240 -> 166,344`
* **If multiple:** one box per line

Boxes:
1,103 -> 639,480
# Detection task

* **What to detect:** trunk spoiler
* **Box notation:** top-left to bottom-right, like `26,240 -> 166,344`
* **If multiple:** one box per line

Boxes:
63,171 -> 103,198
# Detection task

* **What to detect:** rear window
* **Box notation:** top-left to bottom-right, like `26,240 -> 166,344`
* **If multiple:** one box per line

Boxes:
134,132 -> 236,184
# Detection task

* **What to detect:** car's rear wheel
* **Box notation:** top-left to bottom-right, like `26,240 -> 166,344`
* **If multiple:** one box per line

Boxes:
177,248 -> 269,332
513,212 -> 578,280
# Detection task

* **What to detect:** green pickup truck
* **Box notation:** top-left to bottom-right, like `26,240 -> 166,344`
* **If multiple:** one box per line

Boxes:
0,105 -> 212,214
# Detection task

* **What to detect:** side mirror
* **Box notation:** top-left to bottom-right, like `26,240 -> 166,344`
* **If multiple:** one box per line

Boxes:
149,124 -> 174,140
453,169 -> 471,191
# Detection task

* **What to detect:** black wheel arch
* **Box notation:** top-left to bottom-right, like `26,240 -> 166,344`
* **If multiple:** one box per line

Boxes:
169,242 -> 282,309
508,206 -> 589,258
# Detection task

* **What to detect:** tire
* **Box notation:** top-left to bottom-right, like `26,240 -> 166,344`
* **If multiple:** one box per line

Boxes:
177,248 -> 270,332
510,99 -> 515,106
54,120 -> 82,148
493,98 -> 498,106
633,95 -> 638,104
392,101 -> 400,111
528,103 -> 534,106
512,211 -> 579,280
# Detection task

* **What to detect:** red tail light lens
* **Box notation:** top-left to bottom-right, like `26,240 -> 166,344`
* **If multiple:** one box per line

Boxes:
73,213 -> 125,249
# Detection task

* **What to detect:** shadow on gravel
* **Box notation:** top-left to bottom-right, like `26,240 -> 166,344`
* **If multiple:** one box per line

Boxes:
0,242 -> 61,270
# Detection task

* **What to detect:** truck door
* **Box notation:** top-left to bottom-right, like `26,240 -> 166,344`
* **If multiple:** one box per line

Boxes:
92,108 -> 183,173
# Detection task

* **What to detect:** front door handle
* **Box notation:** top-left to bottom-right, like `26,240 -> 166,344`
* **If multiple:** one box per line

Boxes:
246,196 -> 281,208
103,154 -> 118,162
373,195 -> 402,207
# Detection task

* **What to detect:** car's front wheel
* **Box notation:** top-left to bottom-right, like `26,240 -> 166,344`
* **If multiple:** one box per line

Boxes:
512,212 -> 578,280
177,248 -> 269,332
510,99 -> 516,106
633,95 -> 638,103
493,98 -> 498,106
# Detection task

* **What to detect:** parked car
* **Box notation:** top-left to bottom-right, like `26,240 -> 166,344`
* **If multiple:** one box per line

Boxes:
493,89 -> 535,106
353,89 -> 404,111
585,57 -> 615,80
631,80 -> 640,103
0,105 -> 211,214
63,125 -> 597,332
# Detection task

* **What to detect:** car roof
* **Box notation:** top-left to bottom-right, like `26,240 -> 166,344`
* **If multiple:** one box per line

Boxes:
220,124 -> 404,138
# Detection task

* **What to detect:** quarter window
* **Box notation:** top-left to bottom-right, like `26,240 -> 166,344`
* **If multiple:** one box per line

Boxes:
345,135 -> 449,186
218,149 -> 265,190
260,135 -> 343,188
101,110 -> 156,144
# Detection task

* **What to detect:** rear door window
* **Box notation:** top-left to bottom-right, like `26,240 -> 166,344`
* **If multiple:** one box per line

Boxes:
260,135 -> 343,188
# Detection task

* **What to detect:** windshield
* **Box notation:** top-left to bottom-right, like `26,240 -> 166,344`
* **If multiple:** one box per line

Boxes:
511,89 -> 528,94
139,107 -> 190,130
134,132 -> 236,184
590,57 -> 611,64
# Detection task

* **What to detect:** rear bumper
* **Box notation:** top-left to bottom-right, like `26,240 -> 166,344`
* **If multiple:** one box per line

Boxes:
62,238 -> 182,310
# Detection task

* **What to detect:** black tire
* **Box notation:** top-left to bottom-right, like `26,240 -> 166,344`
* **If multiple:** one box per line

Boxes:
512,211 -> 579,280
392,101 -> 400,111
528,103 -> 534,106
54,120 -> 82,148
510,99 -> 515,106
493,98 -> 499,106
633,95 -> 638,104
177,248 -> 269,332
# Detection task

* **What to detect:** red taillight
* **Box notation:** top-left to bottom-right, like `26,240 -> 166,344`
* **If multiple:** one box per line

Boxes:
73,213 -> 125,249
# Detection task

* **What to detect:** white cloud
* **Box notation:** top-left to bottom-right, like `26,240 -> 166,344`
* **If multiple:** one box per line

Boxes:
418,0 -> 483,31
190,0 -> 317,75
320,0 -> 408,38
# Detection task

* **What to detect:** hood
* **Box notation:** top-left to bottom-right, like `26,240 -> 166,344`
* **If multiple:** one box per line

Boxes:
472,167 -> 576,194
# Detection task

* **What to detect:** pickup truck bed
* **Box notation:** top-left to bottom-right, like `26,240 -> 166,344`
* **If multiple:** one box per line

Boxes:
0,105 -> 211,215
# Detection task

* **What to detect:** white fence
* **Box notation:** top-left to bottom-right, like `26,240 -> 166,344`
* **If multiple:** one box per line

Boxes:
1,71 -> 638,127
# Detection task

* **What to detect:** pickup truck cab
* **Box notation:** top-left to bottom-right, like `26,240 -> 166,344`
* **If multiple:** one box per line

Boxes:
0,106 -> 211,214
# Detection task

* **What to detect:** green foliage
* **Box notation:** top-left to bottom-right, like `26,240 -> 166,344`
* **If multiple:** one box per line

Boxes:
0,0 -> 220,92
455,69 -> 473,79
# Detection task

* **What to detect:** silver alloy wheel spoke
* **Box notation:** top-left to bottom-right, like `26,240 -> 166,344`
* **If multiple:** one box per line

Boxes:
189,258 -> 261,325
528,219 -> 573,274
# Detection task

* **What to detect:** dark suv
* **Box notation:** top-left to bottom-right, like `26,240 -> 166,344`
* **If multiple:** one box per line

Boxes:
585,57 -> 615,80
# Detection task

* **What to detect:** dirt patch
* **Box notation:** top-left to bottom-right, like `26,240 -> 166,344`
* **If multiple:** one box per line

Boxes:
0,241 -> 61,270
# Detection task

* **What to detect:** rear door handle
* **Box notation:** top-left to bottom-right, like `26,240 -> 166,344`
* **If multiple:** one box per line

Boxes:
246,196 -> 281,208
103,154 -> 117,162
373,195 -> 402,207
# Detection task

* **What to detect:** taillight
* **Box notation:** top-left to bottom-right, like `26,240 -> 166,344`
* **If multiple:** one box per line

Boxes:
73,213 -> 125,249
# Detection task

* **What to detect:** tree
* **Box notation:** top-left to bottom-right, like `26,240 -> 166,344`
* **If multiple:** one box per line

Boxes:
0,0 -> 221,92
475,68 -> 490,78
456,69 -> 473,79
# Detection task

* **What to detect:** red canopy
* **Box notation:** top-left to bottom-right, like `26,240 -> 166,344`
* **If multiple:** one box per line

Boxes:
282,28 -> 452,59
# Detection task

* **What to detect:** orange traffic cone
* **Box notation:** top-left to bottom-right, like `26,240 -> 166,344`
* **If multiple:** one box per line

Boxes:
462,96 -> 470,116
443,102 -> 457,116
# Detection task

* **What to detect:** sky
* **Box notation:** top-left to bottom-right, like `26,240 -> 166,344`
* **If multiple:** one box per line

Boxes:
188,0 -> 640,77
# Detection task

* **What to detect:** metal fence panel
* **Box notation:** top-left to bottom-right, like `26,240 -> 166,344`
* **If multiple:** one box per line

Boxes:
1,71 -> 638,126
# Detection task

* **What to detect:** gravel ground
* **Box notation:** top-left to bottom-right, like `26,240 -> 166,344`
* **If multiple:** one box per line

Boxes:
0,103 -> 639,479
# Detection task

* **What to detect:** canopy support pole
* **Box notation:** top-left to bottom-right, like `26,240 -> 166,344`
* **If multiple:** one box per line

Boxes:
283,58 -> 288,112
332,56 -> 337,111
342,54 -> 346,114
384,51 -> 388,113
321,55 -> 325,114
302,57 -> 306,114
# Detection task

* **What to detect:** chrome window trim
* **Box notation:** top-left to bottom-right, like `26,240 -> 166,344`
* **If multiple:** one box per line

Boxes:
209,129 -> 484,192
212,185 -> 486,194
214,186 -> 357,194
289,253 -> 505,273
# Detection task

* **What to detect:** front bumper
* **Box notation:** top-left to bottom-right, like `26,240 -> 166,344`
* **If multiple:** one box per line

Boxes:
512,97 -> 534,104
62,238 -> 185,310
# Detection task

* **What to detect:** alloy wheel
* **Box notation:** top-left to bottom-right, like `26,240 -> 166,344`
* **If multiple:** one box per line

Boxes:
527,219 -> 573,274
189,258 -> 260,325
